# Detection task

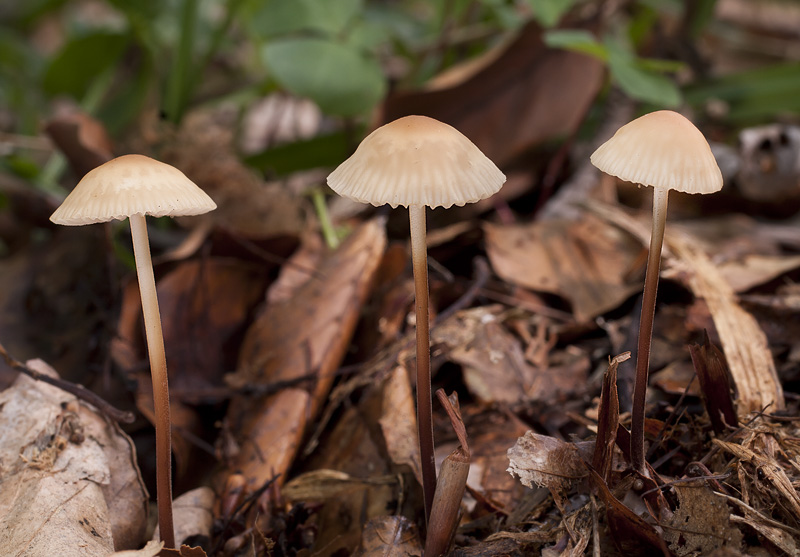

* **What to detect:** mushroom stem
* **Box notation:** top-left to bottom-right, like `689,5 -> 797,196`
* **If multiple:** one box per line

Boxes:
409,203 -> 436,525
129,213 -> 175,548
631,187 -> 669,476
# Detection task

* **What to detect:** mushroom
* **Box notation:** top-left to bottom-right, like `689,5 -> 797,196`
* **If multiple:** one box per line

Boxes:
327,115 -> 505,522
50,154 -> 216,548
590,110 -> 722,476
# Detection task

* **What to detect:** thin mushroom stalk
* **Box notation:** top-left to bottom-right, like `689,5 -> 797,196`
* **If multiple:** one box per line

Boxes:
589,110 -> 723,476
409,204 -> 436,522
325,115 -> 506,532
130,213 -> 175,548
630,188 -> 668,476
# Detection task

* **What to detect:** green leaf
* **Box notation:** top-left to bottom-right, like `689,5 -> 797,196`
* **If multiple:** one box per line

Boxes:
106,0 -> 164,21
605,39 -> 680,107
43,31 -> 128,99
246,0 -> 363,38
636,57 -> 686,73
524,0 -> 579,28
684,62 -> 800,122
261,37 -> 385,116
244,131 -> 351,176
543,30 -> 607,60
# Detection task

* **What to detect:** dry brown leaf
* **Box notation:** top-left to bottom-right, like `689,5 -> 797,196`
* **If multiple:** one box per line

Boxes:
379,364 -> 422,486
507,432 -> 589,495
265,231 -> 324,305
667,234 -> 785,414
382,21 -> 604,167
153,487 -> 214,548
663,484 -> 742,556
224,219 -> 386,490
0,360 -> 146,555
157,259 -> 268,400
111,280 -> 143,371
651,361 -> 701,397
282,470 -> 397,502
78,389 -> 149,550
229,217 -> 386,409
435,306 -> 587,404
225,387 -> 309,489
44,108 -> 113,179
354,516 -> 422,557
484,215 -> 641,322
717,254 -> 800,293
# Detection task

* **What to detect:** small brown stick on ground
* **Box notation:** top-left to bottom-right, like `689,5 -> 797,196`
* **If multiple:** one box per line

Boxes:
425,390 -> 471,557
0,342 -> 135,424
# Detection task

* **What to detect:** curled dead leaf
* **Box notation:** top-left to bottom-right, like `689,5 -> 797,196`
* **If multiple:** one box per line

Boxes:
507,431 -> 589,494
0,360 -> 147,554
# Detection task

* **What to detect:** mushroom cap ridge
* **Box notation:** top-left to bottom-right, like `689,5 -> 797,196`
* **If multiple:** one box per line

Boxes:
327,115 -> 506,209
590,110 -> 723,195
50,154 -> 217,225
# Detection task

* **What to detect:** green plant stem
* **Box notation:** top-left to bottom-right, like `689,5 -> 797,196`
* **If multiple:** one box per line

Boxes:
631,187 -> 668,476
409,204 -> 435,526
130,213 -> 175,548
312,188 -> 340,249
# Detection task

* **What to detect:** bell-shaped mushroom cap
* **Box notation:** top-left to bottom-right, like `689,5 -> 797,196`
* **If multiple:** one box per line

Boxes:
327,115 -> 506,209
590,110 -> 723,195
50,154 -> 217,225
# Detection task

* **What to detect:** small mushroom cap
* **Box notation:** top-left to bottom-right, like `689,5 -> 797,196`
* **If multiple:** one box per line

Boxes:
590,110 -> 723,195
50,154 -> 217,226
327,115 -> 506,209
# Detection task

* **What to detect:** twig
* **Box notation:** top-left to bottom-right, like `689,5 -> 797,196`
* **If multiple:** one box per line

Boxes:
0,342 -> 135,424
640,470 -> 733,497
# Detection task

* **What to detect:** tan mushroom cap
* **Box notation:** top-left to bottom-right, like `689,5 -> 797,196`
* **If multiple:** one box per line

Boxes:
590,110 -> 723,195
327,115 -> 506,209
50,154 -> 217,225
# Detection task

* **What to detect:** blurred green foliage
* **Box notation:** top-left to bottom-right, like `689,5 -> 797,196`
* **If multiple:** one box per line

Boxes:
0,0 -> 798,181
